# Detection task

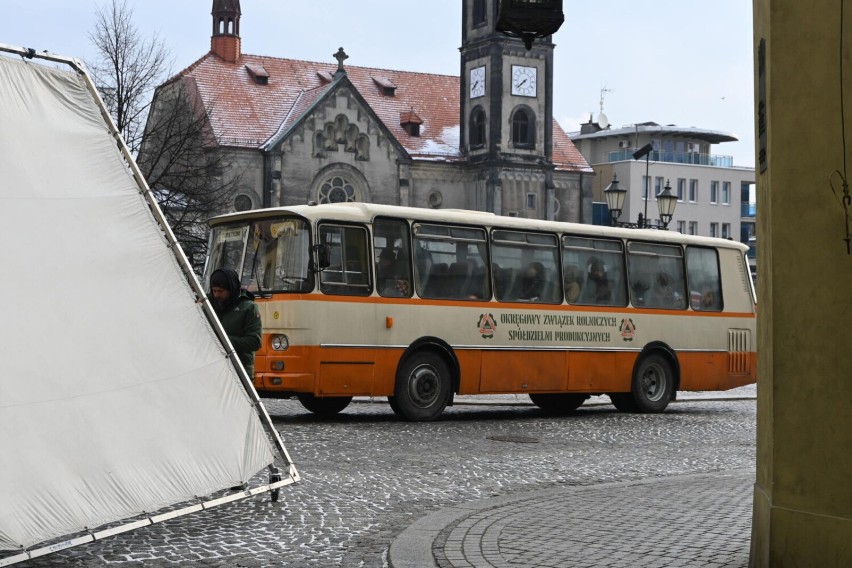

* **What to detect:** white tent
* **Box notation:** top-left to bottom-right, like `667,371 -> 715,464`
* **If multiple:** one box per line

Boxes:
0,46 -> 298,565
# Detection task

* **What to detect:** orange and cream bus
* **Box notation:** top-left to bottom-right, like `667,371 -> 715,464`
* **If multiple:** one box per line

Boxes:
203,203 -> 756,422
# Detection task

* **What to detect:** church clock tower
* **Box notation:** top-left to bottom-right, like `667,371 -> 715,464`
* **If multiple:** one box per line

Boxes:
460,0 -> 556,218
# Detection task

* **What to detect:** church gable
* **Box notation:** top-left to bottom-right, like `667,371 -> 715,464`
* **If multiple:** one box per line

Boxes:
264,76 -> 408,165
267,80 -> 411,207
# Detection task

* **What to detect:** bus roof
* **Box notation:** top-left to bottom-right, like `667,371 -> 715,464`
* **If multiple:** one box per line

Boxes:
209,203 -> 749,252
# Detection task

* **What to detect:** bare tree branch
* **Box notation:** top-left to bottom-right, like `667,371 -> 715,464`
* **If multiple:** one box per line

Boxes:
88,0 -> 171,153
88,0 -> 241,273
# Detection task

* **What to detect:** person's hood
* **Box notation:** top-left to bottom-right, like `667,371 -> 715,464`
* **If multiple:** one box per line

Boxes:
211,267 -> 242,309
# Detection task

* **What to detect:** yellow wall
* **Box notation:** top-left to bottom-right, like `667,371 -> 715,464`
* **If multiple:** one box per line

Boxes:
751,0 -> 852,565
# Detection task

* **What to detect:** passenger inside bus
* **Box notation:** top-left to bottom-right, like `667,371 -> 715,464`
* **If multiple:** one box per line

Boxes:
377,248 -> 409,297
517,261 -> 545,301
563,264 -> 583,303
585,257 -> 611,303
651,271 -> 685,309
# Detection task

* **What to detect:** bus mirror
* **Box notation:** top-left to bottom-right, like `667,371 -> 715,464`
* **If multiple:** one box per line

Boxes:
314,244 -> 331,270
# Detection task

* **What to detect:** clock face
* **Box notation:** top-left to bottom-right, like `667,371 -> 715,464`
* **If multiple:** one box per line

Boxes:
511,65 -> 537,97
470,66 -> 486,99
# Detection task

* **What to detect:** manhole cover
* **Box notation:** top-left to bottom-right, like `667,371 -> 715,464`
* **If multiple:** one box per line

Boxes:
487,434 -> 540,443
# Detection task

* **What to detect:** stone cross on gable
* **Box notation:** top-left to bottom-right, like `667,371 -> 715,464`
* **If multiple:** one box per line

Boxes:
333,47 -> 348,74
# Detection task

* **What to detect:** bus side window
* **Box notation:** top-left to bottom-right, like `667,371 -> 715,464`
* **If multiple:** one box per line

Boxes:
319,223 -> 371,296
492,230 -> 560,304
374,217 -> 413,298
413,224 -> 489,301
686,246 -> 723,311
562,236 -> 627,307
627,242 -> 686,310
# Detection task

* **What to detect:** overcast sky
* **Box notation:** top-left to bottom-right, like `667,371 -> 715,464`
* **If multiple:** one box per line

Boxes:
2,0 -> 755,168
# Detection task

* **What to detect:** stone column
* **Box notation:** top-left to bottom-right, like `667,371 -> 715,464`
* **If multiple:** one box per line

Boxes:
750,0 -> 852,565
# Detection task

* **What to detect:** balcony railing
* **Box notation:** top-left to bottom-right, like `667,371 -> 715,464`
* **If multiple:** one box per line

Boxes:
741,202 -> 757,217
606,149 -> 734,168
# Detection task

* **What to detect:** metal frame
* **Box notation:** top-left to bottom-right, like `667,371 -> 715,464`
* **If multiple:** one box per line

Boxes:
0,43 -> 299,566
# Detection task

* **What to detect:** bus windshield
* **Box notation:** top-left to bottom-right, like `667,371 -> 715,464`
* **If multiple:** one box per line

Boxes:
205,217 -> 313,293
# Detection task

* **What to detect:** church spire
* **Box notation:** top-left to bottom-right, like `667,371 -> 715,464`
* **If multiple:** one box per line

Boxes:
211,0 -> 241,63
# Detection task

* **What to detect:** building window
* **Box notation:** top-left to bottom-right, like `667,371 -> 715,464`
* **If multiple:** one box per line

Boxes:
472,0 -> 487,25
234,194 -> 252,212
469,107 -> 486,149
722,223 -> 731,239
403,122 -> 420,137
710,222 -> 719,238
689,221 -> 698,235
526,193 -> 537,209
319,175 -> 358,204
689,179 -> 698,203
722,181 -> 731,204
677,178 -> 686,202
710,181 -> 719,204
676,220 -> 686,234
510,107 -> 535,148
655,176 -> 664,197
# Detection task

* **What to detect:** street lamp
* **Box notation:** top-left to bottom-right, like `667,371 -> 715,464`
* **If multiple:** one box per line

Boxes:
632,143 -> 654,228
656,179 -> 678,229
603,173 -> 627,226
495,0 -> 565,50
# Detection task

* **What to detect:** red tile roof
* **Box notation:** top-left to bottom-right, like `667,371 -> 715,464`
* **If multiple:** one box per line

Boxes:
175,51 -> 589,172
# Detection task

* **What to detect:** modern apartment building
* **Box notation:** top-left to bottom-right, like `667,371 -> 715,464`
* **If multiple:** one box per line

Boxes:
570,120 -> 755,247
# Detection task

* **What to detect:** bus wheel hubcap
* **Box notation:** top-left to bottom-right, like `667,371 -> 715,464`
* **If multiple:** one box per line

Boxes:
409,365 -> 439,407
641,363 -> 666,402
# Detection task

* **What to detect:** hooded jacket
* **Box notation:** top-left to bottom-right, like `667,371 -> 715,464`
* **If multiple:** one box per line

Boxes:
209,268 -> 262,377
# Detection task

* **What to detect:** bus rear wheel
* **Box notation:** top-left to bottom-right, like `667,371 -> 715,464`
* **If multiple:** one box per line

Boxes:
529,393 -> 588,415
296,394 -> 352,416
393,351 -> 451,422
610,353 -> 675,413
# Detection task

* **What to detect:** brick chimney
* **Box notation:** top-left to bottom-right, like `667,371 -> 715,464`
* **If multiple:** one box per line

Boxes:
211,0 -> 241,63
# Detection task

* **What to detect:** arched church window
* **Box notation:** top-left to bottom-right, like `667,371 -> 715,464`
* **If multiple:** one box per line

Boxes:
234,194 -> 252,212
470,107 -> 486,149
511,107 -> 535,148
473,0 -> 487,25
319,175 -> 358,204
355,134 -> 371,161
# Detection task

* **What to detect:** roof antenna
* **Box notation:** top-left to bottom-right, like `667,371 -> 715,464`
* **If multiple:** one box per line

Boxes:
599,86 -> 612,115
596,86 -> 612,130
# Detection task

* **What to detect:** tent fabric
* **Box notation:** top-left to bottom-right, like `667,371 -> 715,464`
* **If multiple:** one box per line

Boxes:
0,54 -> 275,551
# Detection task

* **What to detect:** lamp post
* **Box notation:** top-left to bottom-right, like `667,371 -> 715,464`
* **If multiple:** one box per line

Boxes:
656,179 -> 678,229
632,143 -> 653,228
495,0 -> 565,50
603,173 -> 627,226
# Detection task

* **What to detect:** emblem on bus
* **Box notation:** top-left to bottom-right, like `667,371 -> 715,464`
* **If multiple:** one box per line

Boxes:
619,318 -> 637,341
477,313 -> 496,339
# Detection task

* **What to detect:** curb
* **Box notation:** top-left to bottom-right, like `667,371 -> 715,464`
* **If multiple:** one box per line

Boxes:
387,469 -> 756,568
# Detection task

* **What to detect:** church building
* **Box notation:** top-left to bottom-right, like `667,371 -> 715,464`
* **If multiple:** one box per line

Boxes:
148,0 -> 593,221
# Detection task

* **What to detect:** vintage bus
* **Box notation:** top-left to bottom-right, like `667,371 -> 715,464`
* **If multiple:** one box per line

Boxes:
203,203 -> 756,422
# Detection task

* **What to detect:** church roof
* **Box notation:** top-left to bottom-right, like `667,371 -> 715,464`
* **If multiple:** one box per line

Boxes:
173,51 -> 590,172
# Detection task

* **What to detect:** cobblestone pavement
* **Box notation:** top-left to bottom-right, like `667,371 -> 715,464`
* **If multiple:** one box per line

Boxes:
11,386 -> 756,567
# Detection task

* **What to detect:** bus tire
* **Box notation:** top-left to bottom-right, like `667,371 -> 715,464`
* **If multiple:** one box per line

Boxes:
630,353 -> 675,412
393,351 -> 451,422
387,395 -> 404,419
296,394 -> 352,416
608,393 -> 638,413
529,393 -> 588,415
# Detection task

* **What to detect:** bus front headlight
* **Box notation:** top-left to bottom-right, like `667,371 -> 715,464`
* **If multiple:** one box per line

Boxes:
270,334 -> 289,351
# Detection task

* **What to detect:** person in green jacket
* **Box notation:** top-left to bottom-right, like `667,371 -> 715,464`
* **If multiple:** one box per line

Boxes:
209,268 -> 262,377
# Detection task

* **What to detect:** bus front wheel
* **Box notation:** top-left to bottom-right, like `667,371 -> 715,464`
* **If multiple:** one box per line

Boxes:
610,353 -> 674,413
296,394 -> 352,416
529,393 -> 589,415
392,351 -> 451,422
